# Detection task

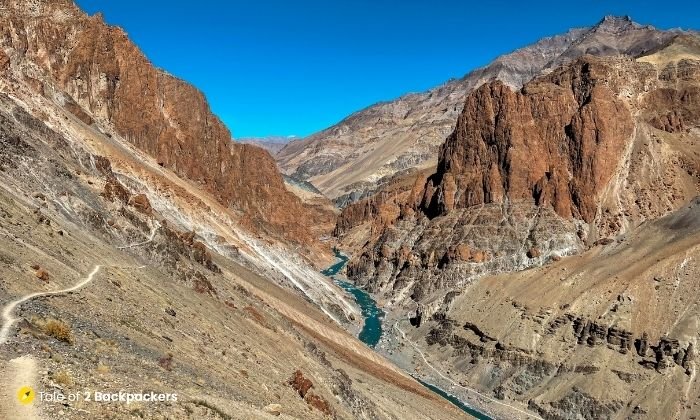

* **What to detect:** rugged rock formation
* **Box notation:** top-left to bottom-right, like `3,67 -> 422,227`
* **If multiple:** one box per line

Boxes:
335,168 -> 431,237
341,36 -> 700,307
545,313 -> 697,370
278,17 -> 681,205
0,0 -> 324,254
421,57 -> 635,224
338,32 -> 700,420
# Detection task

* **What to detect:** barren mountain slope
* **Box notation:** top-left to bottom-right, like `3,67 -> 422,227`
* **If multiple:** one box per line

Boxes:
0,0 -> 332,259
0,1 -> 473,418
336,35 -> 700,418
391,198 -> 700,420
277,16 -> 681,205
0,92 -> 464,419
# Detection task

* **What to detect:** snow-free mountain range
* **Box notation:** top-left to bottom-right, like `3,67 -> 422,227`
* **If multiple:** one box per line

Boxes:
0,1 -> 699,419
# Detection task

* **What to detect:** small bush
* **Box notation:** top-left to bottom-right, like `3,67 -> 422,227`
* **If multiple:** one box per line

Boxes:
43,319 -> 73,344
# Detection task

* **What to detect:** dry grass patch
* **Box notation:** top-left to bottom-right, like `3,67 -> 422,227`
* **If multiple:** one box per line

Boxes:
42,319 -> 74,344
95,338 -> 119,355
52,370 -> 73,387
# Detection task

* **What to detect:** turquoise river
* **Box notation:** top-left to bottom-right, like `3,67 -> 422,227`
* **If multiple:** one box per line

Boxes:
321,250 -> 492,420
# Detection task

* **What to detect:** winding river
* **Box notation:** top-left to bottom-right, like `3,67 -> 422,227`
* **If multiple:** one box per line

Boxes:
321,251 -> 384,347
322,250 -> 491,419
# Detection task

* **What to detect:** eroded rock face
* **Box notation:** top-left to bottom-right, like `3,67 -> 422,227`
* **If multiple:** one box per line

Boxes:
421,58 -> 635,223
643,49 -> 700,133
334,168 -> 431,236
339,39 -> 700,314
345,202 -> 582,304
0,1 -> 323,253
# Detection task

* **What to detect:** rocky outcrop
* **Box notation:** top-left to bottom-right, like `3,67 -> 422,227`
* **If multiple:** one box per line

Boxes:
288,370 -> 334,416
128,194 -> 152,215
334,168 -> 430,236
421,57 -> 634,223
545,314 -> 695,370
641,37 -> 700,132
426,311 -> 696,418
288,370 -> 314,398
529,388 -> 625,420
345,200 -> 582,306
158,222 -> 221,273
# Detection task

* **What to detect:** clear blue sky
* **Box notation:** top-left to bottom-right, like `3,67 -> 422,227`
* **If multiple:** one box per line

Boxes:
75,0 -> 697,138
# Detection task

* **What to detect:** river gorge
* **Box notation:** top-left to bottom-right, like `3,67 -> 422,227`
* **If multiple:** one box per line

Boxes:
322,250 -> 492,419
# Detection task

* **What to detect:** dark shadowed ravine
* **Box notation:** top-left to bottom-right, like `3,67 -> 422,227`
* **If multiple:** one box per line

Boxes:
322,250 -> 492,419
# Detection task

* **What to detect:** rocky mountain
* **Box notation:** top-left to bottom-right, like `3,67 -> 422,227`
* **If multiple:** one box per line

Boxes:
0,0 -> 329,258
0,1 -> 471,418
277,16 -> 681,206
336,33 -> 700,418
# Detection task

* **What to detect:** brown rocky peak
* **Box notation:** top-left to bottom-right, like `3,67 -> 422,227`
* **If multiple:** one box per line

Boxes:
420,56 -> 635,223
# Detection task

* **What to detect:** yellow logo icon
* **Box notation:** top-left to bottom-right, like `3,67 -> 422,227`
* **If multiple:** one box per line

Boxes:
17,386 -> 35,405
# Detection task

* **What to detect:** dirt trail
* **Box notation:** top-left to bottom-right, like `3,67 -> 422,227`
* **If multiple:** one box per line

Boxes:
117,223 -> 160,250
0,355 -> 39,420
0,265 -> 102,345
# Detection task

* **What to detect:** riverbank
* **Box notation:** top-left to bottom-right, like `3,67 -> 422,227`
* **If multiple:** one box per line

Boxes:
380,317 -> 542,420
321,250 -> 500,419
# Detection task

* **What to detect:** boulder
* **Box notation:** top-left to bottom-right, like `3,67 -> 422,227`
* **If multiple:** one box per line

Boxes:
527,247 -> 541,258
35,268 -> 50,282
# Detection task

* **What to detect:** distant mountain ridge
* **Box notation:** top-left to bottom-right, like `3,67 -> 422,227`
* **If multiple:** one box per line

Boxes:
277,16 -> 684,206
239,136 -> 294,155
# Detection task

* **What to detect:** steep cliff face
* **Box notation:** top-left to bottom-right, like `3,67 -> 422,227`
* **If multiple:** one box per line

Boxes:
640,36 -> 700,133
278,17 -> 680,205
421,58 -> 635,226
335,168 -> 431,236
0,0 -> 323,252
